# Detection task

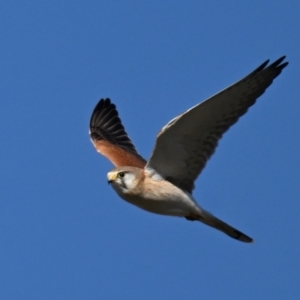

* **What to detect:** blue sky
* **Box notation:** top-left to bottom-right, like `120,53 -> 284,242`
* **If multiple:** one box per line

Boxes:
1,1 -> 299,299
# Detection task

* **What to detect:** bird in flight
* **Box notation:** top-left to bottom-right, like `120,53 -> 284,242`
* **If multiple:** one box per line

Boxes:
89,56 -> 288,243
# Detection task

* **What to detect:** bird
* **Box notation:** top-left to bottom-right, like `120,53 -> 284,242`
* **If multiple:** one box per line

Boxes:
89,56 -> 288,243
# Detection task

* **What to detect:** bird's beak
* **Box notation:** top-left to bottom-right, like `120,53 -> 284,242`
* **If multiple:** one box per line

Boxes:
107,172 -> 117,184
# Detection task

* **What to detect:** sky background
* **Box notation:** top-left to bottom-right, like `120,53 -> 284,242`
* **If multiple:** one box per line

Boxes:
1,1 -> 299,299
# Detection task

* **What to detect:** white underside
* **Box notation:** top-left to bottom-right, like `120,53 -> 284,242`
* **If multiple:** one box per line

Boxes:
111,181 -> 204,218
109,177 -> 253,242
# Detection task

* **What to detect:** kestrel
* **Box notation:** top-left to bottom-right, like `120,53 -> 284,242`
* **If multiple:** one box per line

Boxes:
89,56 -> 288,243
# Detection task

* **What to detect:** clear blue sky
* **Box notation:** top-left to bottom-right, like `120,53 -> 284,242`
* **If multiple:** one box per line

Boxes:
1,1 -> 299,299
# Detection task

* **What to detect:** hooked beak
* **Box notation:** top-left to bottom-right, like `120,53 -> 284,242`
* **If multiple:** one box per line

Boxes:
107,172 -> 117,184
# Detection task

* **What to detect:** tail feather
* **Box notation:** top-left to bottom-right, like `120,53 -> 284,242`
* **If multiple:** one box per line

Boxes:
197,212 -> 253,243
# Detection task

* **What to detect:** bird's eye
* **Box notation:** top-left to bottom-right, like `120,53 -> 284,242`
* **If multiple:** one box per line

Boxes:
118,172 -> 125,178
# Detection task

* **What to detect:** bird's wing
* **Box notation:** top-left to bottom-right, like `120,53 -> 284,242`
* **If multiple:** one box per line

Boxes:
89,98 -> 146,168
146,57 -> 288,193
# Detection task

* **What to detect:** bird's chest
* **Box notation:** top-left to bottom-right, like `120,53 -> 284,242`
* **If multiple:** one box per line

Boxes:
112,180 -> 195,216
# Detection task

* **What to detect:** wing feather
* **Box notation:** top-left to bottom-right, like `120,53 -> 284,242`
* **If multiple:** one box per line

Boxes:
146,57 -> 288,193
89,98 -> 146,168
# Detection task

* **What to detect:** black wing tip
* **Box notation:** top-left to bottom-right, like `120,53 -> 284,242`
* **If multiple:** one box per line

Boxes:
89,98 -> 143,157
265,56 -> 289,71
255,59 -> 270,72
93,98 -> 113,112
268,55 -> 288,70
90,98 -> 114,126
89,97 -> 124,138
89,98 -> 123,132
251,55 -> 288,77
233,229 -> 254,243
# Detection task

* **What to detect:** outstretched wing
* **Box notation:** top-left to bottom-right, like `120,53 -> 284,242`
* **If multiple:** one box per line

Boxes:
89,98 -> 146,168
146,57 -> 288,193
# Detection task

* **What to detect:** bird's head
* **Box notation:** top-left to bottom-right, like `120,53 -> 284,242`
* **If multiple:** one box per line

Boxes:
107,166 -> 143,194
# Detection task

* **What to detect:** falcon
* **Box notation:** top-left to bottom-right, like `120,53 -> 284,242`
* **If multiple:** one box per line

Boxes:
89,56 -> 288,243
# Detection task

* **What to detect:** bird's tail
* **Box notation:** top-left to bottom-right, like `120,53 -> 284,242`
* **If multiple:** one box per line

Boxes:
198,211 -> 253,243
